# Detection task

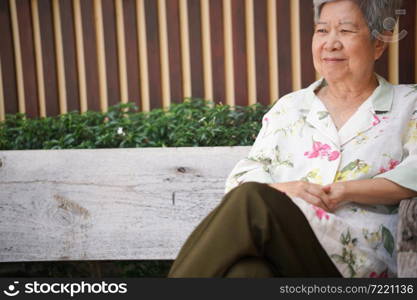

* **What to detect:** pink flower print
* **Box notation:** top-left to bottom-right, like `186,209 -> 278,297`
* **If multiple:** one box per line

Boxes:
369,269 -> 388,278
263,117 -> 269,122
379,159 -> 399,174
372,115 -> 381,126
313,206 -> 330,220
379,167 -> 387,174
388,159 -> 399,169
328,151 -> 340,161
304,141 -> 340,161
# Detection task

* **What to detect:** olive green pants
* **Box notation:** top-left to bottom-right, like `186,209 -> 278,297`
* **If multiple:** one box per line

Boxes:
167,182 -> 342,278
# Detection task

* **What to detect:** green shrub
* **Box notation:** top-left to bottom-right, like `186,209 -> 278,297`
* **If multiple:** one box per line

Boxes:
0,99 -> 271,277
0,98 -> 270,150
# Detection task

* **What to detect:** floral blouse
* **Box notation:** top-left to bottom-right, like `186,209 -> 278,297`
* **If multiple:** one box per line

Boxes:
224,74 -> 417,278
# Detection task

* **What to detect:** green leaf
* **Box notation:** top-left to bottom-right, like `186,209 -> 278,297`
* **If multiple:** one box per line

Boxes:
382,226 -> 395,256
330,254 -> 345,264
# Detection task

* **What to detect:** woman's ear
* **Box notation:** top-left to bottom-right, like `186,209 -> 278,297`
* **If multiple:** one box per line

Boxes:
374,30 -> 392,61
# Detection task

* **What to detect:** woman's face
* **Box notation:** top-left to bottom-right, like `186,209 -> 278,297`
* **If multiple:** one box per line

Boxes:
312,0 -> 385,82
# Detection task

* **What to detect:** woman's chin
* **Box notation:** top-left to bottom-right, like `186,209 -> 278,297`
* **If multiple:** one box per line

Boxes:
321,70 -> 348,82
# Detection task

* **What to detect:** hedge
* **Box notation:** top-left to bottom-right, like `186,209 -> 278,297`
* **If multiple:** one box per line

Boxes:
0,98 -> 270,277
0,98 -> 270,150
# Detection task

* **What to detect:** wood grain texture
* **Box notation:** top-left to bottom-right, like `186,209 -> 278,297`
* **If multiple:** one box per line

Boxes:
0,147 -> 250,261
398,252 -> 417,277
397,198 -> 417,277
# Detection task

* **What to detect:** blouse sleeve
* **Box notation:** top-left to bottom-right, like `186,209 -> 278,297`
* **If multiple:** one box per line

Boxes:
224,109 -> 278,194
374,110 -> 417,192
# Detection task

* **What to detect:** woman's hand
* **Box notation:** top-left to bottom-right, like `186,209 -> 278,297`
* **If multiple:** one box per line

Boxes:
321,182 -> 349,211
268,181 -> 331,212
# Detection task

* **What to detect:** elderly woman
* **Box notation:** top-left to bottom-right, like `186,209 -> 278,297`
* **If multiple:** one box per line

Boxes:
168,0 -> 417,278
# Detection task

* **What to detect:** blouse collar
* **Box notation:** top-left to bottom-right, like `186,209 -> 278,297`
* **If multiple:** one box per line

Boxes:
306,73 -> 394,114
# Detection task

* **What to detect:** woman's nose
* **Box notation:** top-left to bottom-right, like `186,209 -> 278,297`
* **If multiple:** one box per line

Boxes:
323,34 -> 342,51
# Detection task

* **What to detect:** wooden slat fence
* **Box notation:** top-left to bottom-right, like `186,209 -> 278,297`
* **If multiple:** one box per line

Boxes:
0,0 -> 416,120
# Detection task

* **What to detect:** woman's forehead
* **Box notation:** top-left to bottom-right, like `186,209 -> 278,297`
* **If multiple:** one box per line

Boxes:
318,1 -> 366,25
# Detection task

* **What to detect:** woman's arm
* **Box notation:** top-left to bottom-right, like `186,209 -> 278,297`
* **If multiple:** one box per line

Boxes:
322,178 -> 417,211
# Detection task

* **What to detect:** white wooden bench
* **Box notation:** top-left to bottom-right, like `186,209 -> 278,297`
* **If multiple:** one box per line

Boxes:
0,147 -> 416,277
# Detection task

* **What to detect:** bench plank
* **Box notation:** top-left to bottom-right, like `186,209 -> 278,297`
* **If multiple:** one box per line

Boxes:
0,146 -> 416,277
0,147 -> 249,262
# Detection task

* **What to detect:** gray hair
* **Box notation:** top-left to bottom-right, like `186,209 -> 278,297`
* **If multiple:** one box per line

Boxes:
313,0 -> 403,40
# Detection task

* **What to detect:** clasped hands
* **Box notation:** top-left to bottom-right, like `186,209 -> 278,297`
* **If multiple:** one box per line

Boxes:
268,181 -> 349,213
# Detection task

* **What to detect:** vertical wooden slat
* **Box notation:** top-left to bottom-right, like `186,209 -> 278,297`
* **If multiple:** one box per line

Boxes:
17,0 -> 38,118
0,2 -> 15,115
123,0 -> 140,107
223,0 -> 235,106
31,0 -> 46,118
145,0 -> 162,110
179,0 -> 192,99
102,0 -> 120,107
38,0 -> 59,116
136,0 -> 150,111
201,0 -> 213,102
299,0 -> 315,88
290,0 -> 301,91
157,0 -> 171,108
9,0 -> 25,114
277,0 -> 292,98
115,0 -> 129,104
60,0 -> 79,113
73,0 -> 88,112
245,0 -> 256,105
94,0 -> 108,112
388,24 -> 399,84
267,0 -> 278,104
375,50 -> 389,79
254,0 -> 269,106
81,0 -> 100,112
188,0 -> 204,99
166,0 -> 182,104
0,58 -> 5,121
210,0 -> 226,104
398,0 -> 415,84
52,0 -> 67,114
231,0 -> 247,106
0,0 -> 18,115
414,1 -> 417,83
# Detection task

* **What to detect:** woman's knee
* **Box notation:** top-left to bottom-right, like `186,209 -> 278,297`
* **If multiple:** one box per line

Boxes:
224,256 -> 276,278
226,181 -> 284,208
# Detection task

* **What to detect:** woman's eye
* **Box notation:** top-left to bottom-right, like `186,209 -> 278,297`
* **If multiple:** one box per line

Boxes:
316,29 -> 327,33
341,29 -> 353,33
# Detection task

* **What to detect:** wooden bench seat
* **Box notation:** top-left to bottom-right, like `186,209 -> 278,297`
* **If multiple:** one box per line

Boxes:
0,147 -> 415,277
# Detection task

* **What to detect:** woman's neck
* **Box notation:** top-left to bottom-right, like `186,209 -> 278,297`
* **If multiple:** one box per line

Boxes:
320,74 -> 378,106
